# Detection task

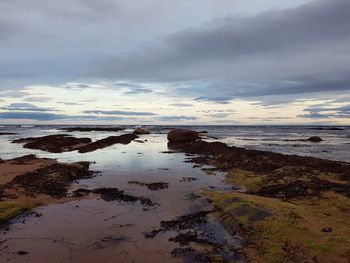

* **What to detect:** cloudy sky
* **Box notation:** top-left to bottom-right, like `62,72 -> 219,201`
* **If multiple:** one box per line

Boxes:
0,0 -> 349,125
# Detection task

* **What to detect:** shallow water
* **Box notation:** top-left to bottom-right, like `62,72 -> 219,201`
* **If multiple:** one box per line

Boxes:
0,131 -> 240,263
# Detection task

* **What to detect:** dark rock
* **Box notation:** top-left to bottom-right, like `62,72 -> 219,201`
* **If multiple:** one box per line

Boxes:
307,136 -> 323,142
0,132 -> 16,135
16,251 -> 28,256
133,127 -> 150,135
169,231 -> 216,246
128,181 -> 169,191
78,134 -> 138,153
322,227 -> 333,233
9,162 -> 92,197
9,154 -> 40,164
167,129 -> 199,143
73,188 -> 158,207
12,134 -> 91,153
169,140 -> 350,199
180,177 -> 197,182
253,179 -> 350,199
144,211 -> 212,239
61,127 -> 124,132
309,127 -> 344,131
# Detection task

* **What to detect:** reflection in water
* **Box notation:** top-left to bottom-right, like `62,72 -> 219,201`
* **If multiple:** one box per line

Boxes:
0,132 -> 240,263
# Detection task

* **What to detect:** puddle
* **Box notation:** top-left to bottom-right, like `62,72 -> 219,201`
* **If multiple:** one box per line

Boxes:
0,133 -> 241,262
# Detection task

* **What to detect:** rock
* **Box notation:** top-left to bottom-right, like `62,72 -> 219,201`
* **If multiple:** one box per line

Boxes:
133,127 -> 150,135
12,134 -> 92,153
61,127 -> 124,132
17,251 -> 28,256
78,134 -> 138,153
167,129 -> 199,143
11,162 -> 93,197
322,227 -> 333,233
307,136 -> 323,142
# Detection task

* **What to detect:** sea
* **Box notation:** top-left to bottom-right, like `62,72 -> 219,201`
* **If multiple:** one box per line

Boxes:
0,124 -> 349,162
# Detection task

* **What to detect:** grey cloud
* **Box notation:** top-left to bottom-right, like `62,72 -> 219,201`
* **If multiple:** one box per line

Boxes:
195,95 -> 231,104
58,101 -> 84,106
93,0 -> 350,102
0,111 -> 125,121
124,88 -> 153,95
0,111 -> 68,121
61,83 -> 95,90
298,104 -> 350,119
24,97 -> 52,102
83,109 -> 156,116
169,103 -> 194,107
115,82 -> 154,95
209,113 -> 230,118
0,103 -> 56,112
0,90 -> 31,98
156,115 -> 197,121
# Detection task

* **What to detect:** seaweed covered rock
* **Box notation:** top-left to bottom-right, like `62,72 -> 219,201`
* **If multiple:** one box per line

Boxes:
12,134 -> 91,153
78,134 -> 138,153
167,129 -> 199,143
9,162 -> 93,197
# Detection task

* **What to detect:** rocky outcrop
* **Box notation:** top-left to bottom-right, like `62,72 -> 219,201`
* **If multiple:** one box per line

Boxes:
167,129 -> 199,143
12,134 -> 91,153
12,133 -> 138,153
78,134 -> 138,153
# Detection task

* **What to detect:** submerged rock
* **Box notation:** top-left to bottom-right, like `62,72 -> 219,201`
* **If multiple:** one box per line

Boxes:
73,188 -> 158,207
128,181 -> 169,191
167,129 -> 199,143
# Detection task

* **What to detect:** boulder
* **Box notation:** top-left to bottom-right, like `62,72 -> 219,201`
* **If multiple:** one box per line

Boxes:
167,129 -> 199,143
133,127 -> 150,135
307,136 -> 323,142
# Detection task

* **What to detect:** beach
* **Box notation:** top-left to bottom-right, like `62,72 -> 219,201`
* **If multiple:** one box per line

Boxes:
0,125 -> 349,263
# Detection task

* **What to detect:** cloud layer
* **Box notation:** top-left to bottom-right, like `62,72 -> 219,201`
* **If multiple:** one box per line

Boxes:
0,0 -> 349,124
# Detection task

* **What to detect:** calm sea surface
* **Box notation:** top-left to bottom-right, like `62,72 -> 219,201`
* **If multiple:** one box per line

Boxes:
1,125 -> 349,162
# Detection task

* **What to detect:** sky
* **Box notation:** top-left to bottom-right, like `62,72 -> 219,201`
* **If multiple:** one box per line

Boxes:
0,0 -> 349,125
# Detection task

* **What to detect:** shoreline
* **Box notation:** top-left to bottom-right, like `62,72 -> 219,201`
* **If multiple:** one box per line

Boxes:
0,133 -> 349,262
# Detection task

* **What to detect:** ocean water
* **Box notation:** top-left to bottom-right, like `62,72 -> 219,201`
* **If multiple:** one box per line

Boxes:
0,125 -> 349,162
